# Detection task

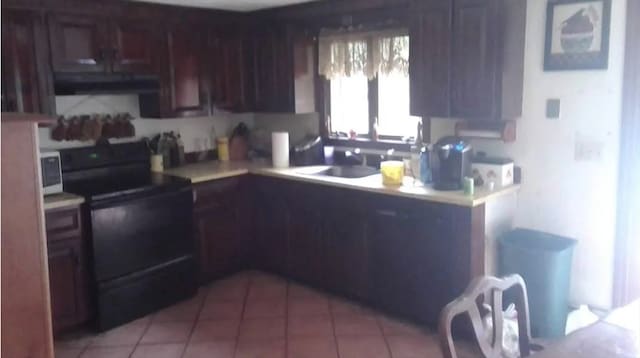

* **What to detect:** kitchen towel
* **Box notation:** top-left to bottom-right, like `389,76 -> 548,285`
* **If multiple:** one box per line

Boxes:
272,132 -> 290,168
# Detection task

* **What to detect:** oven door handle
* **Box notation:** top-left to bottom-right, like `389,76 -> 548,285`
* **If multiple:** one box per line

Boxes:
90,186 -> 193,210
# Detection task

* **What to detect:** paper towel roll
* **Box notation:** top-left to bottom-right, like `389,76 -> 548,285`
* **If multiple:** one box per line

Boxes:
272,132 -> 290,168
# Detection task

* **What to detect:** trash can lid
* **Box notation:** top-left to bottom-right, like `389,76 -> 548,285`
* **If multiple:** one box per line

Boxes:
500,228 -> 577,252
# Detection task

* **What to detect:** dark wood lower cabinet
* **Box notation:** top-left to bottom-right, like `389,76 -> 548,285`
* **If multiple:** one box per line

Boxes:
47,239 -> 88,333
250,176 -> 481,327
252,177 -> 289,275
323,190 -> 370,300
193,177 -> 247,283
45,206 -> 90,335
287,196 -> 325,288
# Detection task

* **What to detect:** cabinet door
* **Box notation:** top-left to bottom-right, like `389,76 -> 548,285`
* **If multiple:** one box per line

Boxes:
252,26 -> 294,112
48,14 -> 107,73
209,31 -> 250,112
324,206 -> 369,300
47,238 -> 89,333
193,178 -> 244,282
450,0 -> 499,119
195,204 -> 239,282
409,0 -> 452,117
2,11 -> 51,114
292,32 -> 317,114
110,22 -> 156,74
253,178 -> 289,275
369,208 -> 424,318
288,203 -> 324,287
165,27 -> 209,117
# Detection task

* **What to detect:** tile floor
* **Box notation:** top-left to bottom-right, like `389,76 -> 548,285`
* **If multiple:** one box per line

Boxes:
55,271 -> 478,358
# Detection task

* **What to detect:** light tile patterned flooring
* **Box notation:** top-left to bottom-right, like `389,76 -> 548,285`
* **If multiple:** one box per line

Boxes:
55,270 -> 472,358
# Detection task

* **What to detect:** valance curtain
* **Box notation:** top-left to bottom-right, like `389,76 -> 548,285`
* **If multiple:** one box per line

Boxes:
318,28 -> 409,80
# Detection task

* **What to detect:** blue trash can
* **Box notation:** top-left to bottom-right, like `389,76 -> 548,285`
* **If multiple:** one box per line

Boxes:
499,228 -> 577,338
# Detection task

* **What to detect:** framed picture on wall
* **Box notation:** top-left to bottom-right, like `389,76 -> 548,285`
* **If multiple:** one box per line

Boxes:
544,0 -> 611,70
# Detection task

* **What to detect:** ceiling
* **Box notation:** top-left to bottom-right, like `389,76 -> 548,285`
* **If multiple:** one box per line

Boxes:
128,0 -> 319,12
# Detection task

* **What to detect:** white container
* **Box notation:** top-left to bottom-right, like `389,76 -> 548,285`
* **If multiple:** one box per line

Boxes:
272,132 -> 290,168
565,305 -> 599,334
471,158 -> 514,188
150,154 -> 164,172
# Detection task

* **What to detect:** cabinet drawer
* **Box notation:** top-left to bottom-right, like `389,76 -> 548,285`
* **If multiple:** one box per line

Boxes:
45,206 -> 82,242
193,177 -> 242,210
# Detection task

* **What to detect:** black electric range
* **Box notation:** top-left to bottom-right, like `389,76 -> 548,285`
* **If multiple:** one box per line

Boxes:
60,142 -> 197,331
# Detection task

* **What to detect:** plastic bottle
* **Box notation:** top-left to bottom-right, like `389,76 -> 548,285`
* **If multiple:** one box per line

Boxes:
176,133 -> 185,166
565,305 -> 599,334
419,146 -> 432,184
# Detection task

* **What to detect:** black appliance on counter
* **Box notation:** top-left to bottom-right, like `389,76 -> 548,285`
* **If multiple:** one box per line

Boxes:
291,136 -> 324,166
60,142 -> 197,331
431,136 -> 472,191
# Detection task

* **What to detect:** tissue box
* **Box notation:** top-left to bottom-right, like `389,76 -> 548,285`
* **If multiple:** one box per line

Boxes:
471,158 -> 514,188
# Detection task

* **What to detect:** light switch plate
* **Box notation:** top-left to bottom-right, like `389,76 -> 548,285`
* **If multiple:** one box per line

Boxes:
546,99 -> 561,119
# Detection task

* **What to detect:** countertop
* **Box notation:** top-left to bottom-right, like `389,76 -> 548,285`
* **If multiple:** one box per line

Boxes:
43,192 -> 85,211
165,160 -> 519,207
163,160 -> 269,184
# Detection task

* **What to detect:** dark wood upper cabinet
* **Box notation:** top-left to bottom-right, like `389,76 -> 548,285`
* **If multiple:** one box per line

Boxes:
209,30 -> 251,112
48,13 -> 158,75
163,27 -> 210,117
251,25 -> 295,113
450,0 -> 499,119
2,10 -> 53,114
110,22 -> 157,74
450,0 -> 526,121
48,14 -> 107,73
292,32 -> 317,114
410,0 -> 525,121
409,0 -> 452,118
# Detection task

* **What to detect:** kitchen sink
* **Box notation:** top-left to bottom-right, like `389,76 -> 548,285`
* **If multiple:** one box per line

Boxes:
312,165 -> 379,179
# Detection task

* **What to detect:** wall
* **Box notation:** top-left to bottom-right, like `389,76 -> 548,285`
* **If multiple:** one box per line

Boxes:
251,112 -> 320,152
463,0 -> 626,309
39,95 -> 254,152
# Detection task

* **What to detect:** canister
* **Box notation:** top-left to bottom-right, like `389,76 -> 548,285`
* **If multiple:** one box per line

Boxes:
380,161 -> 404,186
217,137 -> 230,161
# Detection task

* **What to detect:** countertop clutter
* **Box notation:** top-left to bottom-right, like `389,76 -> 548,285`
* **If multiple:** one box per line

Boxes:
43,192 -> 85,210
166,160 -> 519,207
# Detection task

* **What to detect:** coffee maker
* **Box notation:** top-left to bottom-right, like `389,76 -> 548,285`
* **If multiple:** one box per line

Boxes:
432,136 -> 472,190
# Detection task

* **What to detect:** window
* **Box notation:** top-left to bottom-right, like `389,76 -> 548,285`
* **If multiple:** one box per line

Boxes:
378,71 -> 419,138
320,31 -> 419,141
330,75 -> 369,136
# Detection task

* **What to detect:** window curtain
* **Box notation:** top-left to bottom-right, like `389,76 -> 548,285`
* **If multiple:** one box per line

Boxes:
318,28 -> 409,80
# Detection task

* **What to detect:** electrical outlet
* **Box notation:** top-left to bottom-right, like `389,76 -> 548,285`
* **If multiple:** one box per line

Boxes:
546,99 -> 561,119
574,138 -> 604,162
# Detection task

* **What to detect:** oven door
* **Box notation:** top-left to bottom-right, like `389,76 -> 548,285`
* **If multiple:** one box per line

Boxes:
89,186 -> 194,282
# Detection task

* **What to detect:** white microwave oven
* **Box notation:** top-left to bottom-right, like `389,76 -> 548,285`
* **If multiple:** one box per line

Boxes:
40,151 -> 63,195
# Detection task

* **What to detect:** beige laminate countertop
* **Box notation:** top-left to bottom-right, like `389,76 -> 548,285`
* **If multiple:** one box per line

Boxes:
163,160 -> 269,183
43,192 -> 85,211
165,160 -> 519,207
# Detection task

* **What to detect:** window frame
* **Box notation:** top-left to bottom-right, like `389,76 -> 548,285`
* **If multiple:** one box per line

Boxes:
323,76 -> 413,143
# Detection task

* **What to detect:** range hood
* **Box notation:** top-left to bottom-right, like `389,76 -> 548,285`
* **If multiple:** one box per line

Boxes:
54,73 -> 160,95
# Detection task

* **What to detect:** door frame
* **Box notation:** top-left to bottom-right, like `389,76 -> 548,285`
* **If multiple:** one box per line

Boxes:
613,0 -> 640,307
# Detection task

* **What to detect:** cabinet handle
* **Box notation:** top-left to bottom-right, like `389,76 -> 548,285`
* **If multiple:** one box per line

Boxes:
97,48 -> 105,63
375,209 -> 397,217
72,250 -> 80,268
192,189 -> 197,204
375,209 -> 411,220
6,98 -> 16,112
